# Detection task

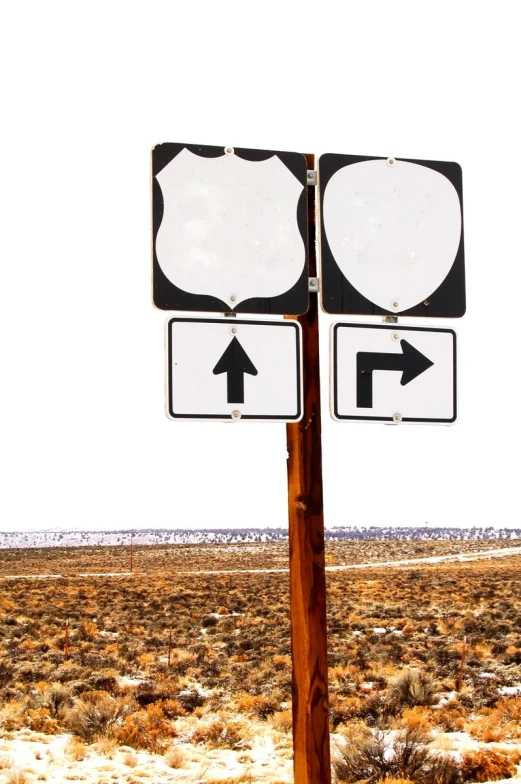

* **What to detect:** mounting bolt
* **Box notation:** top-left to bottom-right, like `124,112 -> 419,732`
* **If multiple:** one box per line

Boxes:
306,170 -> 317,185
391,299 -> 400,311
231,410 -> 241,421
230,326 -> 238,336
387,157 -> 396,167
393,413 -> 403,424
224,146 -> 234,155
229,293 -> 237,303
392,332 -> 400,342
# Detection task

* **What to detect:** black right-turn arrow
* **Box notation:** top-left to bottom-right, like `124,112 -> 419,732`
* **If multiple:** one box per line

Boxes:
356,339 -> 434,408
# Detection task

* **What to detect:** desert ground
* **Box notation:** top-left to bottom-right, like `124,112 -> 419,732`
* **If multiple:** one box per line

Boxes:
0,539 -> 520,783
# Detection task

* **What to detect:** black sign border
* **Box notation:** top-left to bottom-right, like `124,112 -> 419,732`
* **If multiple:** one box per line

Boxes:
319,154 -> 466,318
332,323 -> 457,424
168,317 -> 302,421
153,144 -> 309,315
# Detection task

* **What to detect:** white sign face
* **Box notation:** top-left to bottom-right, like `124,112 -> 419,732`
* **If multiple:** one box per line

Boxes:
331,323 -> 456,424
156,149 -> 305,310
167,318 -> 303,422
322,158 -> 462,313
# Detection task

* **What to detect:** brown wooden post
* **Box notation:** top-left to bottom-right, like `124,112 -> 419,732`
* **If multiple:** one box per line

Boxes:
286,153 -> 331,784
130,531 -> 133,572
64,618 -> 70,661
456,635 -> 467,692
168,624 -> 173,667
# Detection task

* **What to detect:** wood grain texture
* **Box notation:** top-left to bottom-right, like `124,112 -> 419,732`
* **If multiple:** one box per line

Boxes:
286,153 -> 331,784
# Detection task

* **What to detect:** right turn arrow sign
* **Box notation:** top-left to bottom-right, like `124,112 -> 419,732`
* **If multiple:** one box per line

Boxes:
356,340 -> 434,408
331,323 -> 457,425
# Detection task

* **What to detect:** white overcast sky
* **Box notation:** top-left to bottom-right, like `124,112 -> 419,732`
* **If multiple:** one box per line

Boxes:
1,2 -> 519,532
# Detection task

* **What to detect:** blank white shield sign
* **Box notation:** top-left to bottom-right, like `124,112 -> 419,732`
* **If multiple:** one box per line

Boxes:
155,149 -> 306,310
320,157 -> 464,315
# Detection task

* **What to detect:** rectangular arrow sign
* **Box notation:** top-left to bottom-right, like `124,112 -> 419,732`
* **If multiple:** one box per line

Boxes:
167,317 -> 303,422
331,323 -> 457,424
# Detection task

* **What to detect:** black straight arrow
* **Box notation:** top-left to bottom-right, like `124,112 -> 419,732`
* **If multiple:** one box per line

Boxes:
213,337 -> 258,404
356,339 -> 434,408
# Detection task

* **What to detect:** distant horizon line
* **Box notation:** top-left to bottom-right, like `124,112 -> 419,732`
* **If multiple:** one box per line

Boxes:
1,524 -> 519,534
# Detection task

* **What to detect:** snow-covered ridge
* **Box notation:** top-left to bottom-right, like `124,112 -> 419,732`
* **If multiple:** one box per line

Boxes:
0,525 -> 519,550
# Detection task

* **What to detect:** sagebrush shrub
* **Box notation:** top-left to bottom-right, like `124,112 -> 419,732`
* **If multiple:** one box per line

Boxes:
235,693 -> 278,719
271,709 -> 293,733
435,702 -> 467,732
0,660 -> 14,688
191,718 -> 244,749
25,707 -> 60,734
389,670 -> 440,710
460,748 -> 518,781
114,703 -> 176,752
42,683 -> 73,717
334,725 -> 460,784
64,692 -> 136,741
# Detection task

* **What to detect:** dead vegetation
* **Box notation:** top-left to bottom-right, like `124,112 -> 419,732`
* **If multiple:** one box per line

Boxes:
0,542 -> 520,782
0,537 -> 518,577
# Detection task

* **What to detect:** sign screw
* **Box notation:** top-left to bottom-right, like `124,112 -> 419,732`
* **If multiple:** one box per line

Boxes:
230,326 -> 238,335
387,157 -> 396,167
230,294 -> 237,303
224,146 -> 234,155
231,410 -> 241,421
393,413 -> 403,423
392,332 -> 400,342
391,299 -> 400,310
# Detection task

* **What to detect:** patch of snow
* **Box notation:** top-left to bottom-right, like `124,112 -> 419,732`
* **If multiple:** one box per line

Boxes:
118,676 -> 147,687
499,684 -> 521,695
78,572 -> 135,577
3,574 -> 63,579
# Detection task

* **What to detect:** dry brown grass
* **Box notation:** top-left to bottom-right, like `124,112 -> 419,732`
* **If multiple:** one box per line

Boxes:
0,541 -> 521,767
66,738 -> 87,761
5,772 -> 29,784
164,746 -> 185,768
0,537 -> 517,577
122,750 -> 138,767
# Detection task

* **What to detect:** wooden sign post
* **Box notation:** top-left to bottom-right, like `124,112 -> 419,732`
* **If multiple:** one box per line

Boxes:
286,153 -> 331,784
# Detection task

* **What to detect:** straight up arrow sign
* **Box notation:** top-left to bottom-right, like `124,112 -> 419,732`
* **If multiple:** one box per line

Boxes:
213,337 -> 258,404
356,339 -> 434,408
